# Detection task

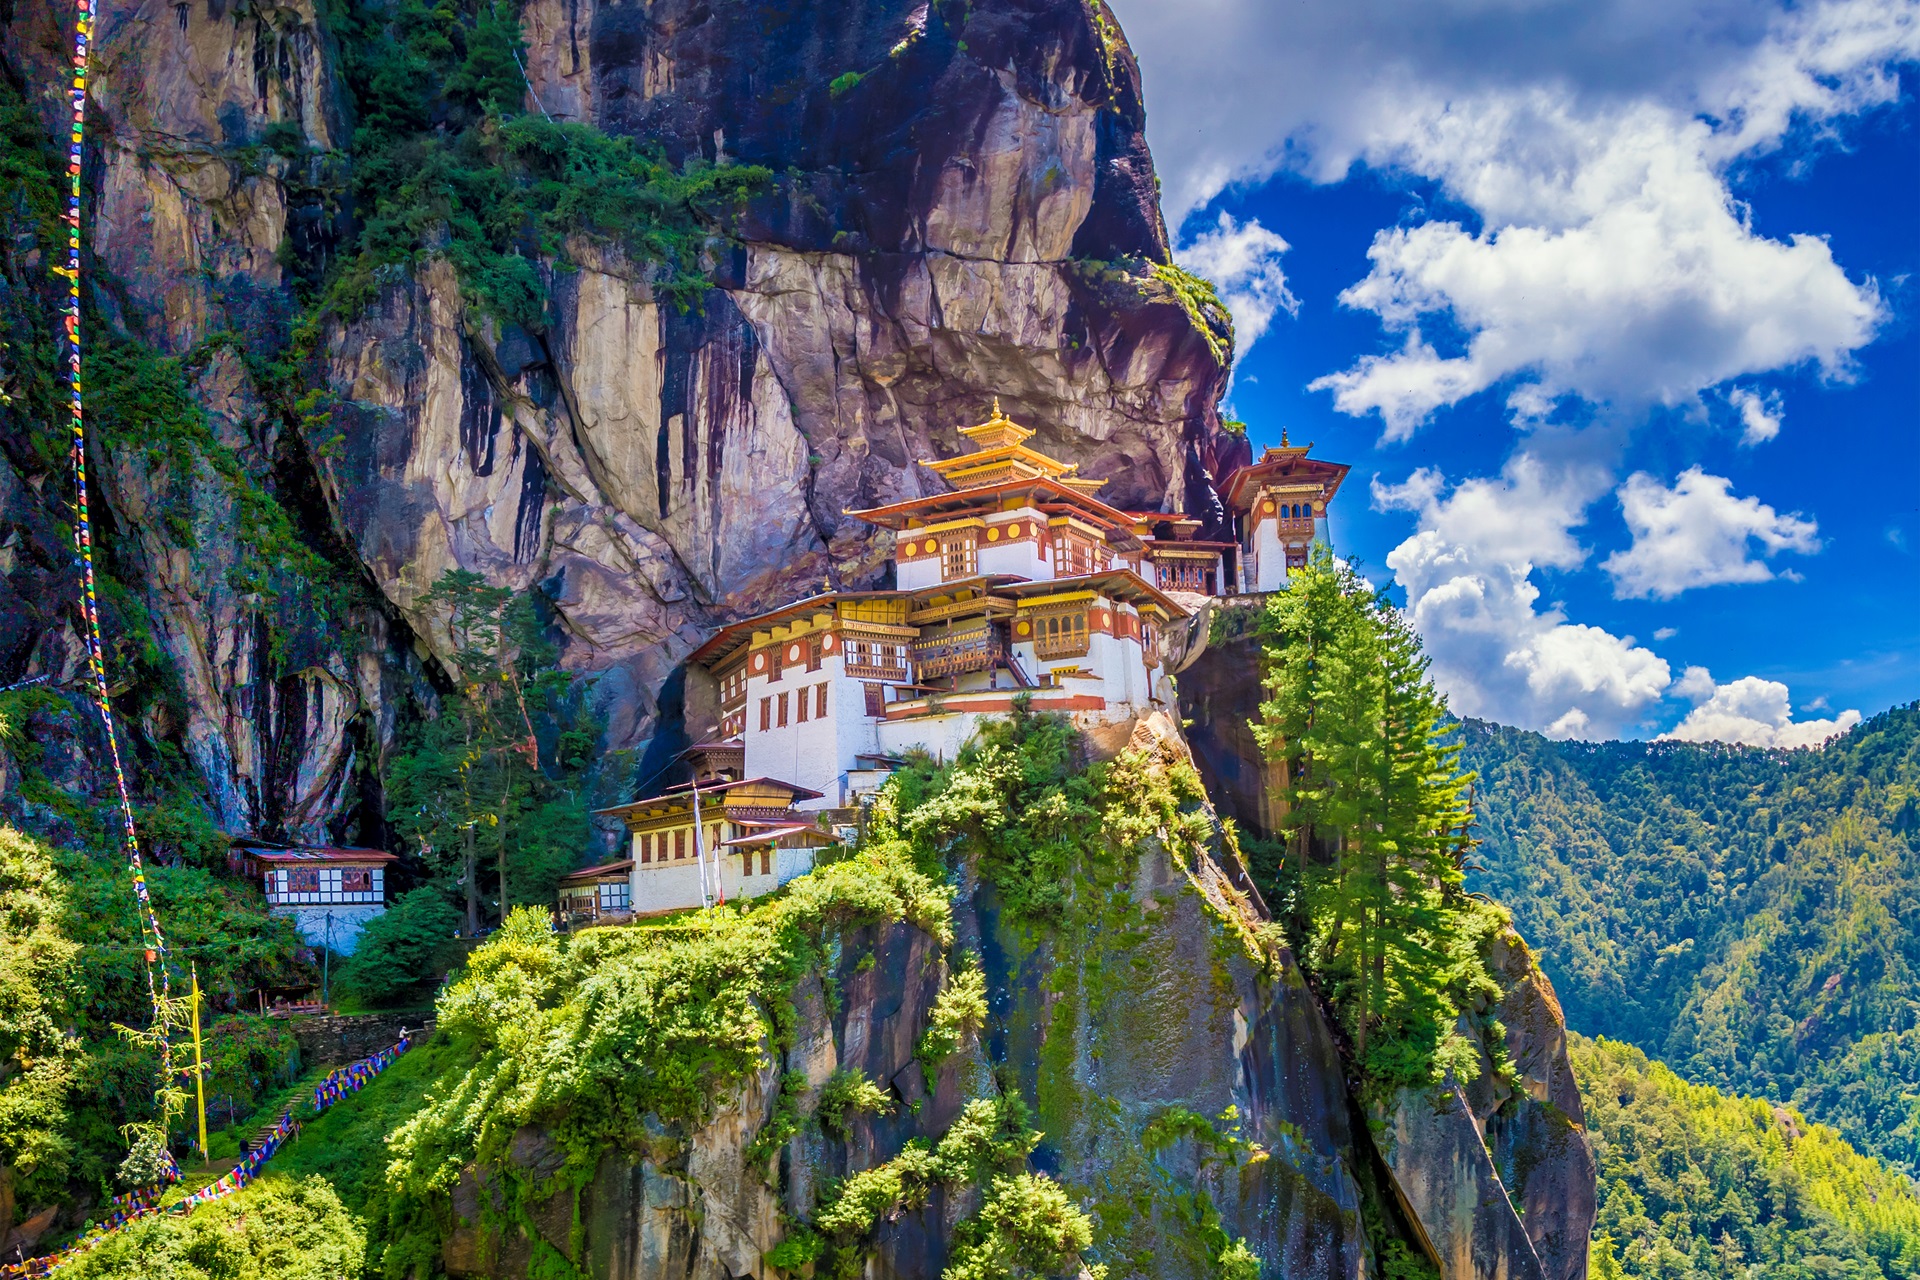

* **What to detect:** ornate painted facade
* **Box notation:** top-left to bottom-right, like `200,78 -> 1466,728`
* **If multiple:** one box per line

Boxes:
582,407 -> 1348,920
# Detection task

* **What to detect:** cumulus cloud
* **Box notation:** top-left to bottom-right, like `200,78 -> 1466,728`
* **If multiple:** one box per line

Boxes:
1175,212 -> 1299,358
1662,667 -> 1862,746
1602,467 -> 1820,599
1373,453 -> 1673,738
1107,0 -> 1907,436
1727,386 -> 1784,444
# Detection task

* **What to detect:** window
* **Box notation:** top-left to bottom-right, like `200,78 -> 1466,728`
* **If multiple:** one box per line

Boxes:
767,643 -> 783,683
1286,545 -> 1309,569
343,868 -> 372,892
778,691 -> 790,726
720,666 -> 747,708
816,683 -> 828,718
797,689 -> 809,723
806,636 -> 824,672
675,828 -> 686,860
598,881 -> 630,912
761,850 -> 772,876
865,683 -> 886,717
759,697 -> 771,731
844,636 -> 910,679
1032,610 -> 1090,659
639,832 -> 652,864
1052,532 -> 1101,578
939,530 -> 978,581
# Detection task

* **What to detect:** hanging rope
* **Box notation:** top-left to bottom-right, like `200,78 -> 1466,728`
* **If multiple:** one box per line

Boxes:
60,0 -> 178,1095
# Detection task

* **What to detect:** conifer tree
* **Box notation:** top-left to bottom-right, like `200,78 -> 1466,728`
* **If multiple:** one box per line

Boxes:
1257,547 -> 1480,1080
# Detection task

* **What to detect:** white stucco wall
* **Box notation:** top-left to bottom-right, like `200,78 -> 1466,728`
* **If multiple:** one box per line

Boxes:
629,845 -> 818,916
743,653 -> 879,805
273,904 -> 385,957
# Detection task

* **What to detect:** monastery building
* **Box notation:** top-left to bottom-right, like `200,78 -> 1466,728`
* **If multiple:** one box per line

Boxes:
581,406 -> 1346,919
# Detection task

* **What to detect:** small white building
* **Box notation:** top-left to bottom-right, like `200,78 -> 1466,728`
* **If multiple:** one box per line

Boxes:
1218,438 -> 1349,593
593,777 -> 839,917
236,845 -> 394,957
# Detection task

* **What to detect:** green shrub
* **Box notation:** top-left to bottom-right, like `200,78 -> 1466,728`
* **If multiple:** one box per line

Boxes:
61,1174 -> 365,1280
336,888 -> 463,1007
817,1068 -> 894,1139
918,962 -> 987,1067
943,1172 -> 1096,1280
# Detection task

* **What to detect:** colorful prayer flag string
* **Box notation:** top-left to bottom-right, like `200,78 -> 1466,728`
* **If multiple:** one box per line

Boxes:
60,0 -> 177,1098
0,1037 -> 416,1278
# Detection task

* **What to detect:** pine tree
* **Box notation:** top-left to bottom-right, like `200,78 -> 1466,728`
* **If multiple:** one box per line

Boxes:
385,571 -> 594,934
1257,548 -> 1482,1085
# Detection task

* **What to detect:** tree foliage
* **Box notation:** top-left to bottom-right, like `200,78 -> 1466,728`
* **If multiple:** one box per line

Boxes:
334,888 -> 463,1008
1464,703 -> 1920,1171
1253,548 -> 1499,1093
314,0 -> 769,326
1573,1034 -> 1920,1279
59,1174 -> 365,1280
385,570 -> 595,935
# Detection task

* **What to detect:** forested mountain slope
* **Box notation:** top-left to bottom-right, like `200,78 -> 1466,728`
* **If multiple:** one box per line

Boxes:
1572,1034 -> 1920,1280
1463,704 -> 1920,1172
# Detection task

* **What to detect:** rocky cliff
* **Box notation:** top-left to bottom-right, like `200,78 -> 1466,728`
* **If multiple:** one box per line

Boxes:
417,720 -> 1593,1280
0,0 -> 1597,1273
0,0 -> 1243,838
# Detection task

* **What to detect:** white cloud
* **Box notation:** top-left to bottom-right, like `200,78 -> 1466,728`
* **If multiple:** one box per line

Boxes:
1727,386 -> 1784,444
1654,626 -> 1680,640
1175,212 -> 1298,358
1106,0 -> 1908,437
1602,467 -> 1819,598
1662,668 -> 1862,746
1374,453 -> 1673,738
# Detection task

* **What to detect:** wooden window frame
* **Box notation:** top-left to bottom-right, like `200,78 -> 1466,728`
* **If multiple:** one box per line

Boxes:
777,691 -> 790,726
816,682 -> 828,718
760,697 -> 771,732
938,530 -> 978,581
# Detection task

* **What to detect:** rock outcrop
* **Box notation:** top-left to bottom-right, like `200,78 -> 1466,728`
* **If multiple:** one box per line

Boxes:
439,805 -> 1378,1279
0,0 -> 1235,837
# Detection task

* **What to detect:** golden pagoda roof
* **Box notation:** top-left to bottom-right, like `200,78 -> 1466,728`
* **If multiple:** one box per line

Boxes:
920,399 -> 1106,494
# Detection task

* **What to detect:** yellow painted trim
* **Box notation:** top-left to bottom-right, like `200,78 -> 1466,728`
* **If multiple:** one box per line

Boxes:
1015,589 -> 1098,609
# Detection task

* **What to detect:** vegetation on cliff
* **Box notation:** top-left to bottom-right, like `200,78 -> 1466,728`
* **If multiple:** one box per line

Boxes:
0,821 -> 305,1214
313,0 -> 768,327
1573,1034 -> 1920,1279
1254,548 -> 1512,1100
1465,704 -> 1920,1172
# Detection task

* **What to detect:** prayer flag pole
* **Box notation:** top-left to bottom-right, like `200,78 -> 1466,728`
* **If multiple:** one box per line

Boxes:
190,965 -> 207,1167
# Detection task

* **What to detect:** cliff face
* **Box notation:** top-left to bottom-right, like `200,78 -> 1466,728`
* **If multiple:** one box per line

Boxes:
429,729 -> 1594,1280
0,0 -> 1238,837
440,816 -> 1373,1279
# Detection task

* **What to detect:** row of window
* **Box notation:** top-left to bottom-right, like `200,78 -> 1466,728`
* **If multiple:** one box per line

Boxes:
760,681 -> 830,730
843,637 -> 910,679
767,634 -> 827,681
634,833 -> 778,879
1155,562 -> 1217,593
639,824 -> 725,863
917,529 -> 1111,583
265,867 -> 380,896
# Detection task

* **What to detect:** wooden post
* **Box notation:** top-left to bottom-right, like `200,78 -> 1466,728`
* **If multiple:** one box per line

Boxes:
190,965 -> 208,1167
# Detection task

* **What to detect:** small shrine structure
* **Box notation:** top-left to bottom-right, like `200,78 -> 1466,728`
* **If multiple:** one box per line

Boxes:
233,843 -> 395,955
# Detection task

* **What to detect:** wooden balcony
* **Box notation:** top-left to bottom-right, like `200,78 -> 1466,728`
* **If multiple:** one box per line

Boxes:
913,625 -> 1004,679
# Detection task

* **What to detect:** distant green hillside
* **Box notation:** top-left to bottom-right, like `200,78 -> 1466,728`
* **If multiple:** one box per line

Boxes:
1573,1034 -> 1920,1280
1464,704 -> 1920,1172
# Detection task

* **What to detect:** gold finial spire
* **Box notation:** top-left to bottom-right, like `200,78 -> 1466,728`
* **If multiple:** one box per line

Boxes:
990,396 -> 1004,421
1281,428 -> 1290,447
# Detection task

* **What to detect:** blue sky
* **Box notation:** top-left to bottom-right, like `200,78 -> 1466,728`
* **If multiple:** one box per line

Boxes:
1110,0 -> 1920,744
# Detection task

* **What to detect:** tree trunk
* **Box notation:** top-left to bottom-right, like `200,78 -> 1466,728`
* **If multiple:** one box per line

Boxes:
497,778 -> 511,925
463,824 -> 479,936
